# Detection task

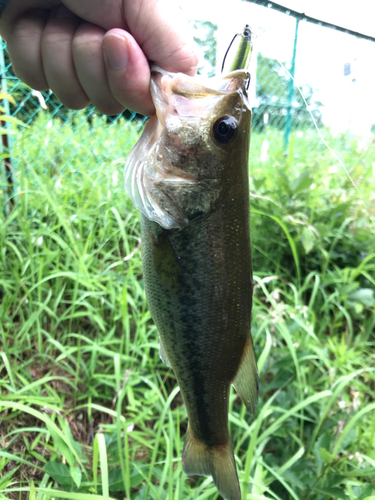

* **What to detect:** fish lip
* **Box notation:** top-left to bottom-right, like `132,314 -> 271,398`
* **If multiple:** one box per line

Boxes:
150,65 -> 250,101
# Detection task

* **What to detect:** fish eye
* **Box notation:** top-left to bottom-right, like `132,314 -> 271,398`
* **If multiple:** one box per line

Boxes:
212,116 -> 237,144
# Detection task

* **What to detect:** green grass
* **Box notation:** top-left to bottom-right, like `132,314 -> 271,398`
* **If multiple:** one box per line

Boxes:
0,111 -> 375,500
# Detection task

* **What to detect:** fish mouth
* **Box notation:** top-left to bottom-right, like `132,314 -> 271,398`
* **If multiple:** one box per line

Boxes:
150,66 -> 250,124
154,162 -> 198,183
151,66 -> 250,97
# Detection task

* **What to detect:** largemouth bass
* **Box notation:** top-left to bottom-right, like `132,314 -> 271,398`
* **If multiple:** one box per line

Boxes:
125,66 -> 258,500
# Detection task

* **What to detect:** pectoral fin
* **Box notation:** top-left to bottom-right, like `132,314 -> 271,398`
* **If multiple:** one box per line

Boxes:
232,338 -> 259,413
151,227 -> 181,293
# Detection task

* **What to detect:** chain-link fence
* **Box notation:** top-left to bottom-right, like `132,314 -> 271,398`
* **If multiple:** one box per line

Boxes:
1,0 -> 375,210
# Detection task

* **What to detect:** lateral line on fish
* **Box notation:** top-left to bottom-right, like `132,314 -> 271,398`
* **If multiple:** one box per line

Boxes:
276,58 -> 361,197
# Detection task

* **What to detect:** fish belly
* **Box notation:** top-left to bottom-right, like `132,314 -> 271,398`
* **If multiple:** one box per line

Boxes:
141,193 -> 255,499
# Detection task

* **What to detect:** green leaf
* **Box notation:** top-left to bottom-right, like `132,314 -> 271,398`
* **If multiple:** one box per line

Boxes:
338,427 -> 356,452
314,432 -> 332,473
318,448 -> 335,464
314,223 -> 329,239
43,462 -> 73,487
0,115 -> 27,126
348,288 -> 375,307
333,403 -> 375,455
0,402 -> 84,472
70,465 -> 82,488
291,170 -> 313,194
301,226 -> 315,254
0,127 -> 17,134
278,447 -> 305,476
107,464 -> 145,491
58,417 -> 83,456
0,465 -> 20,488
48,428 -> 76,468
107,468 -> 126,492
253,176 -> 266,191
282,470 -> 305,489
0,451 -> 43,471
251,207 -> 301,282
252,462 -> 268,496
315,487 -> 347,500
343,467 -> 375,477
30,481 -> 36,500
0,91 -> 15,103
35,489 -> 118,500
131,468 -> 145,488
96,434 -> 109,498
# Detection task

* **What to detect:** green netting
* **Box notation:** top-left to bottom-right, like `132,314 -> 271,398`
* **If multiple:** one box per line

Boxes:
1,2 -> 374,211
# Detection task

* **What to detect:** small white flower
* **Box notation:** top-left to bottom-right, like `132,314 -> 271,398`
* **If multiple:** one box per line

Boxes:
293,342 -> 300,348
328,165 -> 339,174
352,391 -> 360,411
338,401 -> 346,409
37,236 -> 43,246
310,183 -> 316,190
296,131 -> 303,138
260,140 -> 269,162
336,420 -> 345,433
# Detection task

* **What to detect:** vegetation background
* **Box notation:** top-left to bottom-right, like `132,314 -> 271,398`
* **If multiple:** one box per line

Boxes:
0,14 -> 375,500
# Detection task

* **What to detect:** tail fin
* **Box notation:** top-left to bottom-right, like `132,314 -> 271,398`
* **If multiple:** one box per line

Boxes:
182,426 -> 241,500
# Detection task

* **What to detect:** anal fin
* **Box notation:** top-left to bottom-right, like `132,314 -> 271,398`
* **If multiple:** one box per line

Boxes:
158,334 -> 172,367
182,426 -> 240,500
232,338 -> 259,413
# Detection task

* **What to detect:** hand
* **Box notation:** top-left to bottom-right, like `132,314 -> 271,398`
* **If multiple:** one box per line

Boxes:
0,0 -> 198,115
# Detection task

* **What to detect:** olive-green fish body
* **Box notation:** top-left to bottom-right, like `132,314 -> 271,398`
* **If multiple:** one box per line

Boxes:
125,67 -> 258,500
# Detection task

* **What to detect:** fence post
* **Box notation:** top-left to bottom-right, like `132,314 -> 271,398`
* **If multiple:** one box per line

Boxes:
0,38 -> 15,213
283,17 -> 300,149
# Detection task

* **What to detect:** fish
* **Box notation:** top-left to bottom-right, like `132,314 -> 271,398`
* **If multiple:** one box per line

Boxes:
124,65 -> 259,500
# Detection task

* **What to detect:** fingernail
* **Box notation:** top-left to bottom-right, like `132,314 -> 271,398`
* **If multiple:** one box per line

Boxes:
103,34 -> 128,71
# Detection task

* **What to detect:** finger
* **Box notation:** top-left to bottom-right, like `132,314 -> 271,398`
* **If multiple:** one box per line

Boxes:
72,23 -> 124,115
0,0 -> 59,41
124,0 -> 199,76
6,9 -> 49,90
103,29 -> 154,116
41,5 -> 89,109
